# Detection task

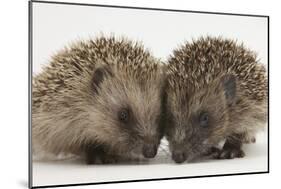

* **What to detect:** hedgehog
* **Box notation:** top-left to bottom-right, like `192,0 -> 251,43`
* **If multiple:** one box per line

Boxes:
163,36 -> 267,163
32,36 -> 165,164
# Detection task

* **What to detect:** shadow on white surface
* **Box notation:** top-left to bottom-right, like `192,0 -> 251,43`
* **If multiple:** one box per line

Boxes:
32,132 -> 268,187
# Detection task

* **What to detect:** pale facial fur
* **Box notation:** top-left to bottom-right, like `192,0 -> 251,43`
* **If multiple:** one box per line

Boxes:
84,65 -> 164,158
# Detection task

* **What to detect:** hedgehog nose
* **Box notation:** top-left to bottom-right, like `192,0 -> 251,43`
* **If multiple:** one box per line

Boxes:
172,150 -> 187,163
142,143 -> 158,158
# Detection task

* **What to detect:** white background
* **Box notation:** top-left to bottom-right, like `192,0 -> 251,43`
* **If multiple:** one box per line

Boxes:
31,1 -> 268,187
33,2 -> 267,74
0,0 -> 279,189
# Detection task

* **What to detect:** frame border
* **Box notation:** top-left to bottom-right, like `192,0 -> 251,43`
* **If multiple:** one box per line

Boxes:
28,1 -> 33,188
28,0 -> 270,188
31,0 -> 269,17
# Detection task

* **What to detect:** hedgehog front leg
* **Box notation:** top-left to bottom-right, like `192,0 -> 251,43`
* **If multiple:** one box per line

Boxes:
217,133 -> 245,159
85,145 -> 119,164
202,146 -> 221,159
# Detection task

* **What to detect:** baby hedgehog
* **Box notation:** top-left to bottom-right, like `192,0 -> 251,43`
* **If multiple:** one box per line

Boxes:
164,37 -> 267,163
32,36 -> 165,164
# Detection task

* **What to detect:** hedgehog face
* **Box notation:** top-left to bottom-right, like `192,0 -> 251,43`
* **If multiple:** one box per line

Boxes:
86,65 -> 164,159
164,75 -> 236,163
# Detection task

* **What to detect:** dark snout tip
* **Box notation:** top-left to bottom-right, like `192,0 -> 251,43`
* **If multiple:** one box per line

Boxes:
142,144 -> 158,158
172,151 -> 187,164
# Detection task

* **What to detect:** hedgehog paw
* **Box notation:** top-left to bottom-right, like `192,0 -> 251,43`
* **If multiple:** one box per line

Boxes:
218,147 -> 245,159
99,154 -> 120,164
203,147 -> 221,159
85,145 -> 120,164
244,136 -> 256,144
86,153 -> 119,164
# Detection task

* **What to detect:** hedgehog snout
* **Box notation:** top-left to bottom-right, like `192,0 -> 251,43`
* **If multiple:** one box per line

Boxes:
142,142 -> 158,158
142,135 -> 160,158
172,149 -> 187,163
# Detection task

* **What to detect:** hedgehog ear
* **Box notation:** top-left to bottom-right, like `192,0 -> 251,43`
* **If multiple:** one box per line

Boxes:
222,74 -> 236,105
91,65 -> 113,94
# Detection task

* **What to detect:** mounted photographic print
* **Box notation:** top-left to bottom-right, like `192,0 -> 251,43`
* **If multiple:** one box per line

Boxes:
28,0 -> 269,188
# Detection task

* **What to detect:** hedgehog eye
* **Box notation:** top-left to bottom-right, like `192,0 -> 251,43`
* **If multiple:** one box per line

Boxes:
199,112 -> 209,127
118,108 -> 129,123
